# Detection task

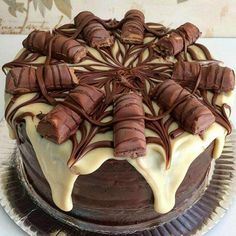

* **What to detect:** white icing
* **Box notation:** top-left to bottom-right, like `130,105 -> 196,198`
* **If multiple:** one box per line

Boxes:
4,37 -> 235,214
11,101 -> 77,211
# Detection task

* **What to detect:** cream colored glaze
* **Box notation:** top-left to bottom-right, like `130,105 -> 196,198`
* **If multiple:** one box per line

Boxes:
4,37 -> 235,213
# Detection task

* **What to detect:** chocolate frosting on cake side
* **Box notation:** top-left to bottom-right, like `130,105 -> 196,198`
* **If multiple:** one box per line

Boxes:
17,121 -> 212,225
3,9 -> 235,216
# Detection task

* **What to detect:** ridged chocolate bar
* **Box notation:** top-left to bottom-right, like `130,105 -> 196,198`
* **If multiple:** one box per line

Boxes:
37,84 -> 104,144
74,11 -> 114,48
22,30 -> 52,55
172,61 -> 235,93
156,22 -> 201,56
37,105 -> 81,144
23,31 -> 87,63
121,10 -> 145,44
51,35 -> 87,63
113,93 -> 146,158
152,79 -> 215,134
5,64 -> 79,95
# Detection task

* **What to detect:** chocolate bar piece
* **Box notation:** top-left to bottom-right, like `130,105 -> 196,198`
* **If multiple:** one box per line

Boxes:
172,61 -> 235,93
74,11 -> 114,48
66,84 -> 104,114
156,22 -> 201,56
5,66 -> 37,94
37,85 -> 104,144
121,10 -> 145,44
5,64 -> 79,95
23,31 -> 87,63
43,64 -> 79,90
152,79 -> 215,134
22,30 -> 52,55
113,93 -> 146,158
37,105 -> 81,144
51,35 -> 87,63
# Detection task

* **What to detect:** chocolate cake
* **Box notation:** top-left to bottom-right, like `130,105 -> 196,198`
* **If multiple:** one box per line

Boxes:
3,10 -> 235,235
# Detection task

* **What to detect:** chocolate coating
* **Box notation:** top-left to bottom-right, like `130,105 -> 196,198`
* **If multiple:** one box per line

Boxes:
5,64 -> 78,95
74,11 -> 114,48
156,22 -> 201,55
172,61 -> 235,93
37,84 -> 104,144
121,10 -> 145,44
152,80 -> 215,134
113,93 -> 146,158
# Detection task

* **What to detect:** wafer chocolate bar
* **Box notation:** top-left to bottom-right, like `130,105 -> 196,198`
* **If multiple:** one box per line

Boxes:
113,93 -> 146,158
156,22 -> 201,56
37,105 -> 81,144
152,79 -> 215,134
172,61 -> 235,93
121,10 -> 145,44
22,30 -> 52,55
5,64 -> 79,95
37,84 -> 104,144
23,31 -> 87,63
74,11 -> 114,48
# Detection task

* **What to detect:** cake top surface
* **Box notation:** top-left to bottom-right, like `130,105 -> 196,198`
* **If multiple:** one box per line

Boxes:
4,9 -> 234,167
3,9 -> 235,213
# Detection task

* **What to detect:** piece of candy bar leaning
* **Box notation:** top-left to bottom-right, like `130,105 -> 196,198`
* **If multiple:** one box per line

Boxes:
172,61 -> 235,93
74,11 -> 114,48
51,35 -> 87,63
156,22 -> 201,56
113,93 -> 146,158
152,79 -> 215,134
23,30 -> 87,63
22,30 -> 52,55
37,84 -> 104,144
121,10 -> 145,44
5,64 -> 78,95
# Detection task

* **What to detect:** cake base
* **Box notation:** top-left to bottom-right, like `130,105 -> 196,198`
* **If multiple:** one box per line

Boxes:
0,119 -> 235,235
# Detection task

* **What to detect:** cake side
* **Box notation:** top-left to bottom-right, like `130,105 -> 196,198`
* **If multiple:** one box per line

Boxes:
17,121 -> 212,225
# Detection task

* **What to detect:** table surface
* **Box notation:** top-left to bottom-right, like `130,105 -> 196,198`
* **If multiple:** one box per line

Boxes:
0,35 -> 235,236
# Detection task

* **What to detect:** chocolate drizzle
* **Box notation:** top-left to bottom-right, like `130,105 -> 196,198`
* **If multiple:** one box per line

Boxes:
4,10 -> 233,168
